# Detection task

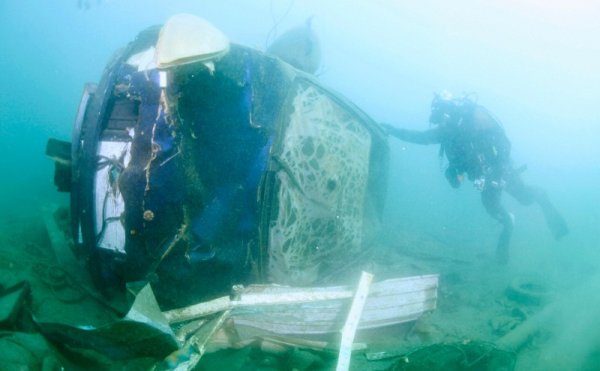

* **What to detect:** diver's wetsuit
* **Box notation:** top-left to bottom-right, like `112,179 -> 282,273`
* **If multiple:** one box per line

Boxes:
385,104 -> 568,263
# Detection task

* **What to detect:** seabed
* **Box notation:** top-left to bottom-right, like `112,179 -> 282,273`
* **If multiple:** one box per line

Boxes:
0,207 -> 598,370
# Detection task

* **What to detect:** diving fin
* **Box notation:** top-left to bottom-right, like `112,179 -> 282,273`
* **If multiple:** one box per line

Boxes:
544,208 -> 569,240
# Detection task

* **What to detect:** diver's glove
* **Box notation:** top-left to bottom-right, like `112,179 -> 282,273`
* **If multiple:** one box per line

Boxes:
380,123 -> 394,136
380,123 -> 405,138
473,177 -> 486,191
445,167 -> 464,188
474,176 -> 506,191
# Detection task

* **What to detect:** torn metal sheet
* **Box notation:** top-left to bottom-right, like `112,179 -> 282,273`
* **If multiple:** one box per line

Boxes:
0,281 -> 30,328
35,284 -> 177,360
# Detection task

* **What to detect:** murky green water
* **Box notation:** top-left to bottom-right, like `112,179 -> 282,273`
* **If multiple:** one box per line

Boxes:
1,1 -> 599,369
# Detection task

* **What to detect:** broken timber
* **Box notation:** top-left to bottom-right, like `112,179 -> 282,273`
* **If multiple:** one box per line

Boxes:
336,271 -> 373,371
164,274 -> 438,336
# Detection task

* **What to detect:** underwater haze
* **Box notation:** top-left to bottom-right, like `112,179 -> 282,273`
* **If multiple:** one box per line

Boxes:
1,0 -> 600,369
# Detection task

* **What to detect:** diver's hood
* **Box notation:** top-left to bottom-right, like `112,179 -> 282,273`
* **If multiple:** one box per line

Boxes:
266,17 -> 321,74
155,13 -> 230,69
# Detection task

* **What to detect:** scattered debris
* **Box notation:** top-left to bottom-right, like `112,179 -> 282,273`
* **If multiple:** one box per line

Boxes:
0,332 -> 62,370
0,281 -> 30,329
385,341 -> 516,371
34,284 -> 178,361
505,276 -> 552,306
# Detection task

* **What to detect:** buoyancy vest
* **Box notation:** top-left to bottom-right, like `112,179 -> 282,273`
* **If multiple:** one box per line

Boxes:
439,104 -> 511,182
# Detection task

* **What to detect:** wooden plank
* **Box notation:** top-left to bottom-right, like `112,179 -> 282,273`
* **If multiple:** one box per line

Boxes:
164,296 -> 231,324
164,274 -> 439,335
260,335 -> 367,353
166,309 -> 232,370
234,289 -> 353,305
336,271 -> 373,371
231,301 -> 437,334
231,276 -> 438,335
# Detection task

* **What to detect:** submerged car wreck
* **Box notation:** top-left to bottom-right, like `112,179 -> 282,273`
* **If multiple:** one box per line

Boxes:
50,14 -> 392,305
42,14 -> 439,368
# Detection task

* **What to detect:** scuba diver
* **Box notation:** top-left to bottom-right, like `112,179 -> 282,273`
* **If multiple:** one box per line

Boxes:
383,92 -> 568,263
266,17 -> 321,74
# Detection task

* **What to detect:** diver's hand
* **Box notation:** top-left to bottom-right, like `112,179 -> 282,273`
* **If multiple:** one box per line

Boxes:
380,123 -> 396,136
473,177 -> 486,191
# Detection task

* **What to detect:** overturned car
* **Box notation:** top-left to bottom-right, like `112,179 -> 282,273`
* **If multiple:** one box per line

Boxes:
48,14 -> 389,308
